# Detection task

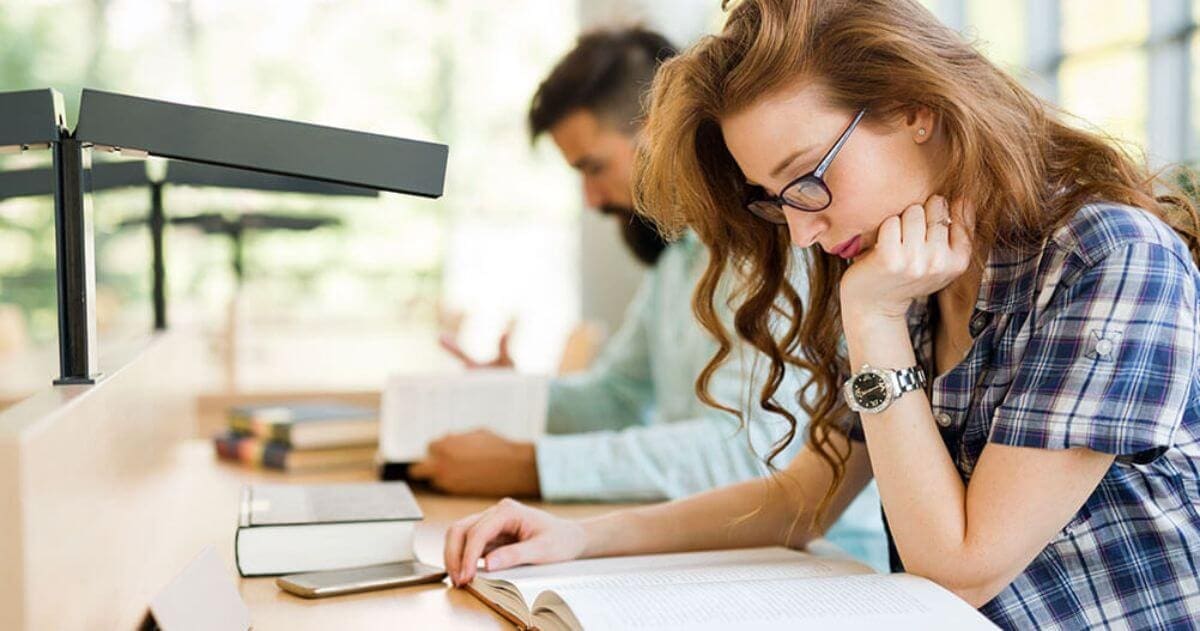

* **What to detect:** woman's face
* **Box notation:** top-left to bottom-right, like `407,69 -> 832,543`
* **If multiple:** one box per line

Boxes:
721,82 -> 944,260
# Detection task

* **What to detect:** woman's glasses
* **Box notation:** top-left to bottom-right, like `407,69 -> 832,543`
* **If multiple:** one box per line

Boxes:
745,108 -> 867,224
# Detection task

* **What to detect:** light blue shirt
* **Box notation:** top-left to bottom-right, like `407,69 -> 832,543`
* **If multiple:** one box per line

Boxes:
535,233 -> 888,571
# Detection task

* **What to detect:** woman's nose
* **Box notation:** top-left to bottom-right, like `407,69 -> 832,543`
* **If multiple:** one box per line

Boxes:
784,209 -> 826,249
582,177 -> 604,209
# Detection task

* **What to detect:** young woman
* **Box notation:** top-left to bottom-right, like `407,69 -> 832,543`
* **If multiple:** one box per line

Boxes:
444,1 -> 1200,627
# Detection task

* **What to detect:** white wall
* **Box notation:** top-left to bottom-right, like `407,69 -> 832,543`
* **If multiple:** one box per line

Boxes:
574,0 -> 718,332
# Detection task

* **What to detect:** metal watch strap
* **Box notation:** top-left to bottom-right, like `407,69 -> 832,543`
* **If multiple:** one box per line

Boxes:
894,365 -> 927,396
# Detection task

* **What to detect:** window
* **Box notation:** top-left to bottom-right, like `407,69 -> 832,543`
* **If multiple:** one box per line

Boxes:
965,0 -> 1026,70
942,1 -> 1195,166
0,1 -> 582,373
1059,0 -> 1150,151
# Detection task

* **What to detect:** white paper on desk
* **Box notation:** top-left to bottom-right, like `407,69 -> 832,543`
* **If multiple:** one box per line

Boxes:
380,369 -> 549,462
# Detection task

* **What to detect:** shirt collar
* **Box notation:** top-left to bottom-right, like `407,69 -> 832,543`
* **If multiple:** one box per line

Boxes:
974,241 -> 1045,314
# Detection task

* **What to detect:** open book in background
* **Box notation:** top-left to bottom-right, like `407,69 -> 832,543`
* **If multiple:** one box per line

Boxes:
379,370 -> 548,464
465,546 -> 997,631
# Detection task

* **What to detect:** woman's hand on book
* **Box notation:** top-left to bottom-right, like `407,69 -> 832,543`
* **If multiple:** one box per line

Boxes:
444,498 -> 586,586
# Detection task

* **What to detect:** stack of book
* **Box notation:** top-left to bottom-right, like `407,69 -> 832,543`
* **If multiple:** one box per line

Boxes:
236,481 -> 423,576
213,401 -> 379,472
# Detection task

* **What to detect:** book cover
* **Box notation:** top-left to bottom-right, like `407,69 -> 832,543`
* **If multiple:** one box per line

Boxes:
235,482 -> 423,576
212,432 -> 376,472
227,401 -> 379,448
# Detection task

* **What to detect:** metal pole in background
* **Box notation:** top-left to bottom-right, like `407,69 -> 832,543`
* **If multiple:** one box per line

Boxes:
51,136 -> 100,384
149,181 -> 167,330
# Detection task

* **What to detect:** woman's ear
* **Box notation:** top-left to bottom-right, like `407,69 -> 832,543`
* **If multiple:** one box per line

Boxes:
906,106 -> 937,144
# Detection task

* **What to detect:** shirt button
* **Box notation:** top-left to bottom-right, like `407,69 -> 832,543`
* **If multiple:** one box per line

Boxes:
969,312 -> 990,338
1095,339 -> 1113,356
935,412 -> 954,428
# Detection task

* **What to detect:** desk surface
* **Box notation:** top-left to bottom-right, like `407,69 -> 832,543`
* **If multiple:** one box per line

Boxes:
184,441 -> 625,630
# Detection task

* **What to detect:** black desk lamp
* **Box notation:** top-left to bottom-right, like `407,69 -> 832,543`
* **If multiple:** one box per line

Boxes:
0,88 -> 447,385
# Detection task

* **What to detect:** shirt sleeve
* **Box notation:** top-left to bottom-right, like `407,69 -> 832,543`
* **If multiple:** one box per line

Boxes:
990,242 -> 1197,461
543,275 -> 656,435
536,343 -> 802,502
534,415 -> 781,501
842,412 -> 866,443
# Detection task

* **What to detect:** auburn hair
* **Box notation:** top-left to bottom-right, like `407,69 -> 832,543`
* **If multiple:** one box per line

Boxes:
634,0 -> 1200,520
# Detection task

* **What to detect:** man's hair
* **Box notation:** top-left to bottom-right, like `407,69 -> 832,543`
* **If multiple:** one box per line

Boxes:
528,27 -> 678,142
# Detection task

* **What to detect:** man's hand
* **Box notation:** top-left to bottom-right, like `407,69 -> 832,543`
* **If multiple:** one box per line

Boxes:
409,429 -> 541,498
438,320 -> 516,369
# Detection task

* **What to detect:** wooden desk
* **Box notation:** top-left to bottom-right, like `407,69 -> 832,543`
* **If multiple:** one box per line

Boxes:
0,331 -> 621,630
181,440 -> 629,630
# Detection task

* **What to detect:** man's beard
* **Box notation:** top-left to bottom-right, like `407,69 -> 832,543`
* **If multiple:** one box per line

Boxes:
599,204 -> 669,266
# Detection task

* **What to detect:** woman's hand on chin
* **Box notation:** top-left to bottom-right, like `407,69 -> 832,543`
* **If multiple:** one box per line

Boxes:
839,195 -> 973,327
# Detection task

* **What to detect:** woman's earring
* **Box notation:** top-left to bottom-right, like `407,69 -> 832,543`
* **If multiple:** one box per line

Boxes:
918,128 -> 927,137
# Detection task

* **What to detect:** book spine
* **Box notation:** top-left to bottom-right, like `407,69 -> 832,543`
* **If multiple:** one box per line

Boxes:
261,442 -> 291,470
234,526 -> 247,577
267,423 -> 292,445
237,437 -> 266,466
238,486 -> 252,528
228,413 -> 253,434
213,432 -> 244,462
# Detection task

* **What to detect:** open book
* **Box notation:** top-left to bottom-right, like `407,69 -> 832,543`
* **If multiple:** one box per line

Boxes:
464,546 -> 996,630
379,370 -> 548,464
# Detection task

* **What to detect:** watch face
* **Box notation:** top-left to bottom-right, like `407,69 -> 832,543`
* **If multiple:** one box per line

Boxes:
851,372 -> 889,409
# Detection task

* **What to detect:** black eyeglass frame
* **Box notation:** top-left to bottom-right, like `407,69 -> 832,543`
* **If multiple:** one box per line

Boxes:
746,108 -> 868,224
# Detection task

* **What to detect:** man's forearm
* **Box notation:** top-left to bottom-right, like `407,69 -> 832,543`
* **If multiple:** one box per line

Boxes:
536,415 -> 789,502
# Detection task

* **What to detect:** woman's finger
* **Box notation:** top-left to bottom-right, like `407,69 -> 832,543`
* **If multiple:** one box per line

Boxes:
481,533 -> 519,558
948,199 -> 974,263
485,538 -> 547,572
876,214 -> 903,250
925,197 -> 952,249
444,511 -> 487,583
457,509 -> 524,585
900,202 -> 928,247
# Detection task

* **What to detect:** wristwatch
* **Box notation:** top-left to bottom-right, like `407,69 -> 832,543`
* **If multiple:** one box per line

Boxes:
842,364 -> 928,414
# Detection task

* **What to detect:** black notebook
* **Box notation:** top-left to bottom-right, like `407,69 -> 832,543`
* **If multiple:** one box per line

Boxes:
235,481 -> 422,576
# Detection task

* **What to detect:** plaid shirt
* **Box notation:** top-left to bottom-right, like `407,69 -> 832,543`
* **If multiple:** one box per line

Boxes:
870,203 -> 1200,629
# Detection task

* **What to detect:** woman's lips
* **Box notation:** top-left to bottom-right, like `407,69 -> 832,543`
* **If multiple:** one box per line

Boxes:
832,235 -> 862,259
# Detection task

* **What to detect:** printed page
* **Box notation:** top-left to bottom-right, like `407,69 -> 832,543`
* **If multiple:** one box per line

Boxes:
537,573 -> 997,631
479,547 -> 873,611
380,370 -> 548,462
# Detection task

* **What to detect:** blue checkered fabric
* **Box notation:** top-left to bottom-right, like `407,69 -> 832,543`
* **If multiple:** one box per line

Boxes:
877,203 -> 1200,629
